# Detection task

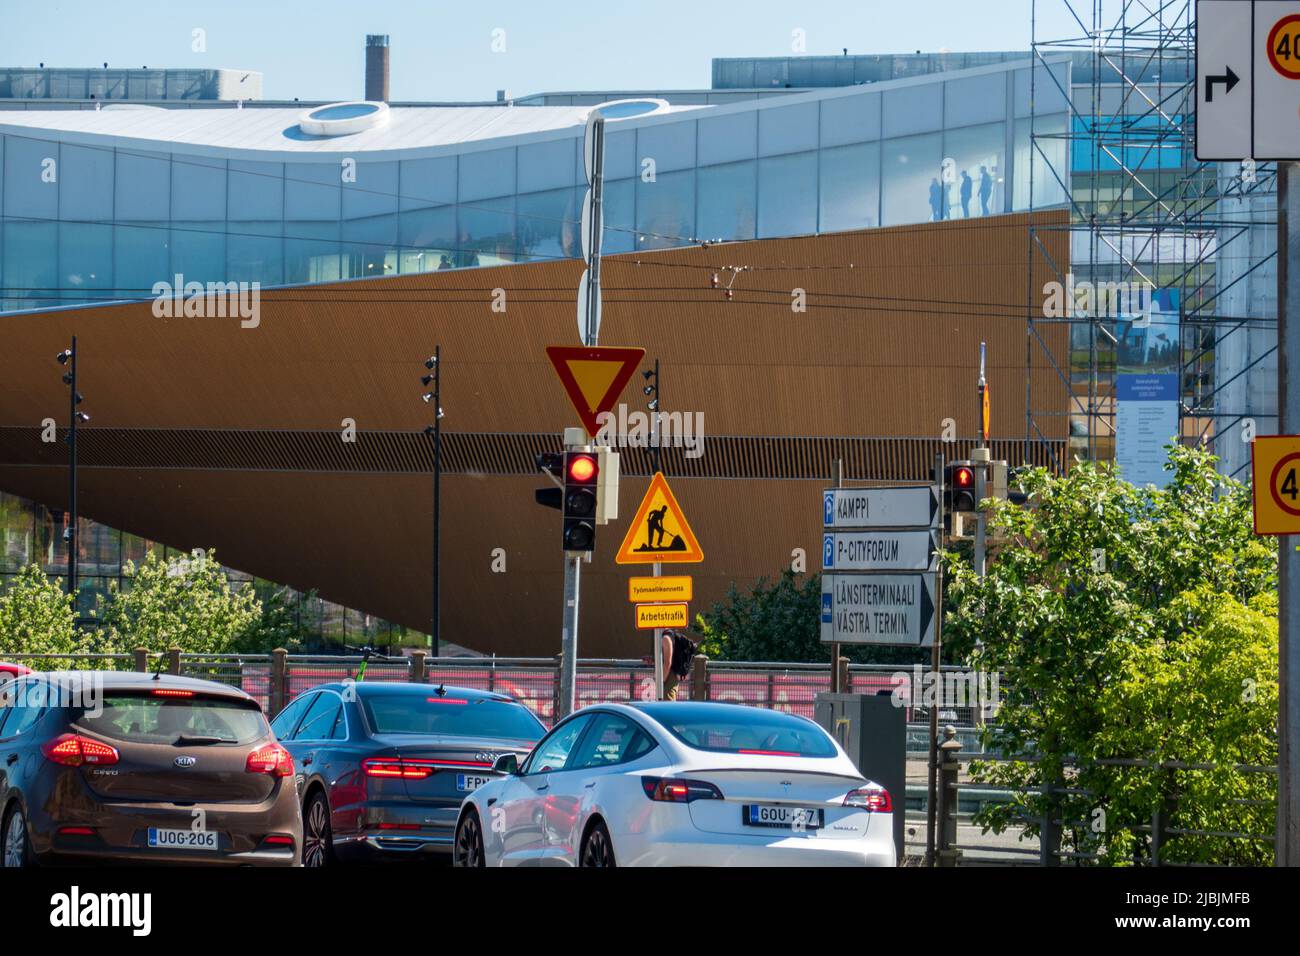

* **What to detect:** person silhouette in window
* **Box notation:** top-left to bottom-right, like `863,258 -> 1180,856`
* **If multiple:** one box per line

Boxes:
960,170 -> 973,218
929,178 -> 943,222
979,166 -> 994,216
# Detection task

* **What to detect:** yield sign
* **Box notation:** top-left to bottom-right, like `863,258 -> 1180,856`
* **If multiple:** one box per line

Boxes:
616,472 -> 704,565
545,345 -> 645,437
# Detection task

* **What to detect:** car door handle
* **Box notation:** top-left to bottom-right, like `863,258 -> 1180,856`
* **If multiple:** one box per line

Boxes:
584,781 -> 596,789
5,754 -> 16,766
536,784 -> 549,792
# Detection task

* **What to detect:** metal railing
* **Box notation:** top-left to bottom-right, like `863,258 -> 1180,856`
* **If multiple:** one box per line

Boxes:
919,726 -> 1278,867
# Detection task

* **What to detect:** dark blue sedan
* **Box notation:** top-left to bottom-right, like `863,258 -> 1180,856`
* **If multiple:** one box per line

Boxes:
269,682 -> 545,866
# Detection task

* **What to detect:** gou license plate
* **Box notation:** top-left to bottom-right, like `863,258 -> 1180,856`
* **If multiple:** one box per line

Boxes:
744,804 -> 824,830
456,773 -> 492,792
147,828 -> 219,850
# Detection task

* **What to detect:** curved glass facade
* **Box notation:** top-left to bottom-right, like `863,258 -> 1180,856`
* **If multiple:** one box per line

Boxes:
0,59 -> 1069,314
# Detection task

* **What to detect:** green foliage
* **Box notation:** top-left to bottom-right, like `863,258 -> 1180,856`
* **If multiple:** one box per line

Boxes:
944,444 -> 1277,865
227,586 -> 315,654
93,549 -> 262,656
0,563 -> 91,664
695,571 -> 823,663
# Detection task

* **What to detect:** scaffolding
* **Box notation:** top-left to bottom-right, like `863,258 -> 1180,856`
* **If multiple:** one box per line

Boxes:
1025,0 -> 1279,478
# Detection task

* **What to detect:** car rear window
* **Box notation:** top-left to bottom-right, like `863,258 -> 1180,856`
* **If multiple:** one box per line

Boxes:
650,706 -> 837,758
362,694 -> 544,741
76,693 -> 269,745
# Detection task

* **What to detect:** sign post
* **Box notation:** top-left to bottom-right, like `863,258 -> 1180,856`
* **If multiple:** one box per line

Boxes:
818,468 -> 943,861
618,472 -> 704,699
1198,0 -> 1300,864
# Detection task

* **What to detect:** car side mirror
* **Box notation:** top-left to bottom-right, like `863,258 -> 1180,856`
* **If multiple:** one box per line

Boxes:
493,752 -> 519,775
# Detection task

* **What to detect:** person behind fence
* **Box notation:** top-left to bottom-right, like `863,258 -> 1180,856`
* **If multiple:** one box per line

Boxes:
658,629 -> 699,701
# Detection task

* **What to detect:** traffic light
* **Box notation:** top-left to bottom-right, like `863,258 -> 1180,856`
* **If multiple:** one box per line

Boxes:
563,451 -> 599,552
945,463 -> 978,514
534,452 -> 564,511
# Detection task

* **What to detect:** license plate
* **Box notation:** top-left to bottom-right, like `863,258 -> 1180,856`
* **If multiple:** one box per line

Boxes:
744,804 -> 824,830
456,773 -> 492,792
147,828 -> 219,850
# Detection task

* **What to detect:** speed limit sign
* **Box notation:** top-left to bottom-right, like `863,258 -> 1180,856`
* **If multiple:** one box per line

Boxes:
1251,435 -> 1300,534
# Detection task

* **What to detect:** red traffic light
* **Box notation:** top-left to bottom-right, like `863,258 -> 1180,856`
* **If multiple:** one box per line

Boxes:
567,453 -> 598,484
954,466 -> 973,488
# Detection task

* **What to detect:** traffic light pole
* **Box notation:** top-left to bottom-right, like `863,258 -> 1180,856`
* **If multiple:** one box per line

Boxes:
554,114 -> 606,718
559,552 -> 581,719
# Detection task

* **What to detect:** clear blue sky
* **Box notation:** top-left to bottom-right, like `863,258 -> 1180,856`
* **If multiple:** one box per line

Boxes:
0,0 -> 1080,102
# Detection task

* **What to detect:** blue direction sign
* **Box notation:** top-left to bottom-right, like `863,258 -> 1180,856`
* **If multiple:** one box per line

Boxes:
822,486 -> 938,530
822,529 -> 938,572
820,573 -> 937,646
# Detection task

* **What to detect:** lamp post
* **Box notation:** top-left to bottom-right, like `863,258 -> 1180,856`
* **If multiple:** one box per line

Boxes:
55,339 -> 89,599
421,347 -> 443,656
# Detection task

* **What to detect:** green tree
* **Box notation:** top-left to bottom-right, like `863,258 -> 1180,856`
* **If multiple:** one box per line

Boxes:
943,444 -> 1277,865
94,549 -> 262,656
228,586 -> 315,653
0,563 -> 90,663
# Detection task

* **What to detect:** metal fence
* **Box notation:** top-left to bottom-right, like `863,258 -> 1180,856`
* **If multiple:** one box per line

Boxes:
4,652 -> 988,726
4,651 -> 1275,865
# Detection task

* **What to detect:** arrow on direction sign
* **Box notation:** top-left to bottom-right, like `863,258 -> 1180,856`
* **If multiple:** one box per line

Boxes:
820,573 -> 937,647
1204,65 -> 1240,103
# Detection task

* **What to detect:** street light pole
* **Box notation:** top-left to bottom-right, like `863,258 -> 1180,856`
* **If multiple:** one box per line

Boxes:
67,336 -> 78,598
56,337 -> 87,599
422,347 -> 443,657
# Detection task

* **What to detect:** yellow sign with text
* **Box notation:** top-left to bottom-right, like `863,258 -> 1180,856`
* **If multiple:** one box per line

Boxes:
1251,435 -> 1300,535
628,576 -> 694,603
635,603 -> 689,630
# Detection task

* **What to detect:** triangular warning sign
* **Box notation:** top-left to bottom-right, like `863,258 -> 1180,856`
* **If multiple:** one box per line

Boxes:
545,345 -> 645,437
616,472 -> 704,565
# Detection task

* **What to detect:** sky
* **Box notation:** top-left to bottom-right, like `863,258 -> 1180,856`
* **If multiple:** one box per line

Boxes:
0,0 -> 1083,102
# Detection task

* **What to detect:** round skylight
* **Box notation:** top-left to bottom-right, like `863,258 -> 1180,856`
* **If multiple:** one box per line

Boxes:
299,101 -> 390,137
587,98 -> 670,121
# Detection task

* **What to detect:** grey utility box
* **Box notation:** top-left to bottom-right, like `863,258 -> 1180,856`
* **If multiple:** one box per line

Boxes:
814,692 -> 906,862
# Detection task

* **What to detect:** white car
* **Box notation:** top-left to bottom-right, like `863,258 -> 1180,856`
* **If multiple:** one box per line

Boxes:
452,701 -> 896,867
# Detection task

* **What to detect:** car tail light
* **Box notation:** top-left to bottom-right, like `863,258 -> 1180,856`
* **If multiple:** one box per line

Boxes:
58,826 -> 96,836
362,757 -> 489,779
362,758 -> 435,779
151,689 -> 194,698
425,697 -> 469,705
41,734 -> 119,768
641,776 -> 723,803
843,785 -> 892,812
245,742 -> 294,777
262,834 -> 294,847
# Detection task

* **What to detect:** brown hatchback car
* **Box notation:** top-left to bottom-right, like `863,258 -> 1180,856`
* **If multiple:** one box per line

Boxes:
1,671 -> 302,866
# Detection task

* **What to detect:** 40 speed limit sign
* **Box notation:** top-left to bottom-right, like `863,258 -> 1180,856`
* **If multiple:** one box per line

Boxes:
1251,435 -> 1300,535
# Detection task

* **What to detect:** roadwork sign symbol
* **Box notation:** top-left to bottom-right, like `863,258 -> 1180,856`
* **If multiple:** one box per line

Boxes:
616,472 -> 704,564
545,345 -> 646,437
1252,435 -> 1300,534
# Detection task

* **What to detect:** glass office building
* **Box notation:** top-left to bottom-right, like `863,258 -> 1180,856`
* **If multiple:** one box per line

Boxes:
0,57 -> 1070,314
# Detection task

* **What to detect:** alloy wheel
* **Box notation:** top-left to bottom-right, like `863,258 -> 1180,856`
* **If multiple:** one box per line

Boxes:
303,796 -> 330,868
2,810 -> 27,868
581,822 -> 615,868
454,812 -> 484,867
